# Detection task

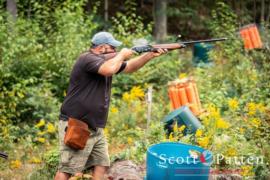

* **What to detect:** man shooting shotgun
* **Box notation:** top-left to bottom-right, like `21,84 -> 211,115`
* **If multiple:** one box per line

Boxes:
55,32 -> 167,180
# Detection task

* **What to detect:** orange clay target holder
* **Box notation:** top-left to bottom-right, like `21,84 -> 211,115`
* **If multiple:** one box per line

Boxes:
168,77 -> 202,116
240,24 -> 263,50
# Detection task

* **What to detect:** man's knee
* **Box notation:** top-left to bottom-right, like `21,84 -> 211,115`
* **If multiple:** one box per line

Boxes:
93,165 -> 108,179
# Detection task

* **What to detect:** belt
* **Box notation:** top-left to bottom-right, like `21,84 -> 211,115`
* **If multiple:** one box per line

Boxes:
59,114 -> 97,131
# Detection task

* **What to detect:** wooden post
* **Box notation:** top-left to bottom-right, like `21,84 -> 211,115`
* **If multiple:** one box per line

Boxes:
104,0 -> 108,22
6,0 -> 17,22
153,0 -> 167,42
146,86 -> 153,132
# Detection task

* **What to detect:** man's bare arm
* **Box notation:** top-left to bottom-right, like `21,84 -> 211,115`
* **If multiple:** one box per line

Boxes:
123,53 -> 154,73
123,49 -> 167,73
98,48 -> 133,76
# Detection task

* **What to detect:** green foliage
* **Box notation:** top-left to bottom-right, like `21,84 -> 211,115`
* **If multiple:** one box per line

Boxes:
194,2 -> 262,108
28,148 -> 60,180
110,0 -> 152,46
0,0 -> 98,144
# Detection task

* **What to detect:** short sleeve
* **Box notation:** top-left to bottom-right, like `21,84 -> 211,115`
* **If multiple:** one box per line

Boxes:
82,53 -> 106,73
116,62 -> 127,74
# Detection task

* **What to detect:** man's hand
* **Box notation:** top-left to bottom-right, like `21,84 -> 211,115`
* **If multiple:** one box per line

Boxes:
151,48 -> 168,57
119,48 -> 134,59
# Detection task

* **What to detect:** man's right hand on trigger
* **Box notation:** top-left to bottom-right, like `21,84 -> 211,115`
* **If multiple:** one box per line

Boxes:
120,48 -> 134,59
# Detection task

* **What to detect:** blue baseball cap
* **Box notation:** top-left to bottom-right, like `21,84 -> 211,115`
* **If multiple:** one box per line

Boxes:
91,32 -> 122,47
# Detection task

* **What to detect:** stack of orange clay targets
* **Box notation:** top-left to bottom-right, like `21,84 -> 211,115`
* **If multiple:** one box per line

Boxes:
239,24 -> 263,50
168,77 -> 202,116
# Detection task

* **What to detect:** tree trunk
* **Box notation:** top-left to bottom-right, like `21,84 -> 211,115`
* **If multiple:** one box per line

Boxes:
104,0 -> 108,21
153,0 -> 167,43
253,0 -> 257,22
6,0 -> 17,21
260,0 -> 265,24
267,0 -> 270,24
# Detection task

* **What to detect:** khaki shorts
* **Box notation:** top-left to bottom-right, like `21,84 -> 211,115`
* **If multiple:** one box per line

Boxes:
58,120 -> 110,175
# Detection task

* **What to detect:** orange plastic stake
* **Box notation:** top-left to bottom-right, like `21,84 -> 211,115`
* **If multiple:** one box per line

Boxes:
248,25 -> 257,49
168,86 -> 176,109
185,83 -> 198,114
252,24 -> 263,48
178,87 -> 188,106
240,28 -> 253,49
172,86 -> 181,109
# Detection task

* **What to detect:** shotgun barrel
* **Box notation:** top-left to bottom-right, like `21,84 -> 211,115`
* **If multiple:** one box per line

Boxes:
180,37 -> 228,45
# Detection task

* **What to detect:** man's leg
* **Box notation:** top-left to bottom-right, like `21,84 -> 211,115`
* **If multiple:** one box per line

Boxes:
93,166 -> 108,180
54,171 -> 71,180
85,128 -> 110,180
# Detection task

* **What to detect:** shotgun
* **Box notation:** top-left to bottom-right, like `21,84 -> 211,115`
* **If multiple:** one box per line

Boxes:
103,37 -> 227,59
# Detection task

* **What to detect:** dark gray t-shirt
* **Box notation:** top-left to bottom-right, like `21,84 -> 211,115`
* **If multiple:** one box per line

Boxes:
60,52 -> 117,128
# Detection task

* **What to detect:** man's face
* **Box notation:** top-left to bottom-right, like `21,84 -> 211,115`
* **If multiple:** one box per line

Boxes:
99,44 -> 116,54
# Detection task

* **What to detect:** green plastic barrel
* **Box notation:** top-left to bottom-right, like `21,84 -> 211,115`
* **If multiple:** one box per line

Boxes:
192,43 -> 214,64
163,106 -> 202,135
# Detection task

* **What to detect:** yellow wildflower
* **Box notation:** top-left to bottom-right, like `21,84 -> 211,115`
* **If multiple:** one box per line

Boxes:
257,103 -> 266,113
130,86 -> 144,99
195,129 -> 203,137
178,73 -> 187,79
47,123 -> 56,133
10,160 -> 22,169
37,137 -> 46,143
247,102 -> 256,116
241,165 -> 254,177
169,132 -> 174,141
29,157 -> 42,164
251,118 -> 261,127
127,137 -> 133,145
35,119 -> 45,128
216,118 -> 230,129
122,92 -> 130,102
228,98 -> 239,110
197,137 -> 209,148
37,131 -> 46,136
178,125 -> 186,132
208,105 -> 221,119
111,107 -> 118,113
122,86 -> 145,102
202,117 -> 210,126
226,148 -> 237,157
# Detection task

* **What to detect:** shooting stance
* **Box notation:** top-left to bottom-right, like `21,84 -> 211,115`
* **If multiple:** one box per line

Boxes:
54,32 -> 167,180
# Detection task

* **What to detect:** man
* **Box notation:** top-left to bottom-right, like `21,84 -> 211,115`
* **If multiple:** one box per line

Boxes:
55,32 -> 167,180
